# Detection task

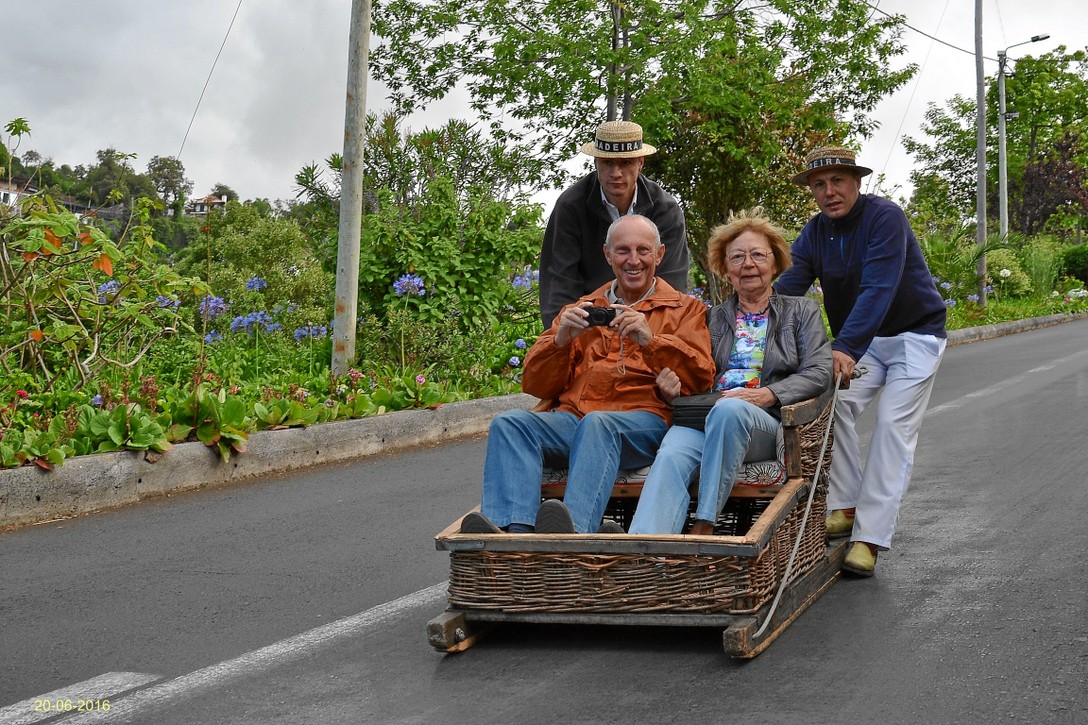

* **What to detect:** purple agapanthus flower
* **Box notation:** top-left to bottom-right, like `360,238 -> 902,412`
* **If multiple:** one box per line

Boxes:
199,295 -> 229,321
293,325 -> 329,342
231,311 -> 277,335
98,280 -> 121,303
393,273 -> 426,296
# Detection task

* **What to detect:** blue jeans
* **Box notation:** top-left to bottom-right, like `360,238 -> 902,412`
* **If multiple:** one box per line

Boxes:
629,398 -> 780,534
480,409 -> 667,533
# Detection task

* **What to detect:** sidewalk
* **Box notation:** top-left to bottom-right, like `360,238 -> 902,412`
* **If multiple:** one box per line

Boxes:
1,311 -> 1084,530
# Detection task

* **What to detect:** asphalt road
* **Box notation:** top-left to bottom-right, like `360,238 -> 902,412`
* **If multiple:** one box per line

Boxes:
2,320 -> 1086,725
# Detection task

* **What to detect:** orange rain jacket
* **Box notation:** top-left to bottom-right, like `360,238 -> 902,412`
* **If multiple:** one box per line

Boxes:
522,278 -> 715,424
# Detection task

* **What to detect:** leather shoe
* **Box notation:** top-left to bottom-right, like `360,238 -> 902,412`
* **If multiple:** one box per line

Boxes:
535,499 -> 576,533
842,541 -> 877,577
826,509 -> 855,538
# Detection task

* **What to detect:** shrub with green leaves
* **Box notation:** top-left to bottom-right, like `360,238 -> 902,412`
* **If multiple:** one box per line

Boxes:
987,248 -> 1032,299
173,200 -> 333,333
0,196 -> 207,393
1061,244 -> 1088,286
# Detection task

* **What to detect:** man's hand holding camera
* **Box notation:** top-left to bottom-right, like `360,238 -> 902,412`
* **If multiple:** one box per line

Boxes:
555,302 -> 653,348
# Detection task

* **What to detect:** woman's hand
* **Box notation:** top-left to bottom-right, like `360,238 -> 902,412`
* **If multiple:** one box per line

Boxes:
656,367 -> 682,402
721,386 -> 778,408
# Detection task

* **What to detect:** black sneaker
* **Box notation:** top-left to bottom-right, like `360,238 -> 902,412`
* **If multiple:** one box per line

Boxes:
597,520 -> 625,534
459,511 -> 502,534
535,500 -> 576,534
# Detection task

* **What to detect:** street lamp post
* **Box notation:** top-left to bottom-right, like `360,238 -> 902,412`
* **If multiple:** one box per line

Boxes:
997,34 -> 1049,242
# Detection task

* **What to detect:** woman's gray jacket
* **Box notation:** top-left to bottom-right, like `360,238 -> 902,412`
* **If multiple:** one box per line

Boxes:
707,293 -> 833,418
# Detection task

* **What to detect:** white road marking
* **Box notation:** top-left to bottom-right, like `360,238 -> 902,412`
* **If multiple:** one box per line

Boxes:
0,672 -> 160,725
926,351 -> 1085,418
52,582 -> 448,724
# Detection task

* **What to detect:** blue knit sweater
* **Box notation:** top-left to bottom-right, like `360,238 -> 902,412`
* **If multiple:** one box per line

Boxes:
775,194 -> 946,361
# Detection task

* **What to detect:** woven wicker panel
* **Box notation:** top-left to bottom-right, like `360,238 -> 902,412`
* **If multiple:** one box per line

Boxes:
447,544 -> 781,615
770,476 -> 828,585
798,401 -> 835,480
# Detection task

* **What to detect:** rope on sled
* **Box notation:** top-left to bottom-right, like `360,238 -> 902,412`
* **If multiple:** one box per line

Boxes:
754,368 -> 852,639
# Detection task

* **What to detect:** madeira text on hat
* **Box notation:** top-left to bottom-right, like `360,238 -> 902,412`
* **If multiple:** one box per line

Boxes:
580,120 -> 657,159
791,145 -> 873,185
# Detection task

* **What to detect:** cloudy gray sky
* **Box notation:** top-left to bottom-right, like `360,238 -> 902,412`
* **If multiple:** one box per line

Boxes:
3,1 -> 1085,211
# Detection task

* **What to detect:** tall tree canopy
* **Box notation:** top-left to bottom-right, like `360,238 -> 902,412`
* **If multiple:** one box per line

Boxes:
146,155 -> 193,209
372,0 -> 914,294
905,46 -> 1088,238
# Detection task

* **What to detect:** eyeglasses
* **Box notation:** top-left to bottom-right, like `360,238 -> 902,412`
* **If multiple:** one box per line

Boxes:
726,250 -> 772,267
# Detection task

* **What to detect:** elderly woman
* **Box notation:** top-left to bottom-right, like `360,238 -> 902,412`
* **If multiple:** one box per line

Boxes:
629,208 -> 833,535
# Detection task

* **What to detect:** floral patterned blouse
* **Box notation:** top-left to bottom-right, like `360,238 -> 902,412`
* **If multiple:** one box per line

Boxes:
714,309 -> 769,391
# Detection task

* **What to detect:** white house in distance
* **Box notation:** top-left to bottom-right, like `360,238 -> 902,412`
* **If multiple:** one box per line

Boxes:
1,177 -> 36,209
184,194 -> 228,217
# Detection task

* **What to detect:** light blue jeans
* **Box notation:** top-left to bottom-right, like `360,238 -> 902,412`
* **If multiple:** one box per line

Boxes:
629,398 -> 780,534
480,408 -> 667,533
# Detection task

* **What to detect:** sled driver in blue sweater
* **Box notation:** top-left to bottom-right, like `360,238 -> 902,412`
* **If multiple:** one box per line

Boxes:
775,146 -> 947,577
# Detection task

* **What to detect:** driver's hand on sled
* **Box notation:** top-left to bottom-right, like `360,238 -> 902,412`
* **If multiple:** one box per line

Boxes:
833,350 -> 857,388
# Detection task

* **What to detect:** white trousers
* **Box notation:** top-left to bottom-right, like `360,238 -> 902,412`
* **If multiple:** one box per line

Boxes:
829,333 -> 946,550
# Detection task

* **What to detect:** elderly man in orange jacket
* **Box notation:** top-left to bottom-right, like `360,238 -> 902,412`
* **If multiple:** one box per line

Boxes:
461,214 -> 715,535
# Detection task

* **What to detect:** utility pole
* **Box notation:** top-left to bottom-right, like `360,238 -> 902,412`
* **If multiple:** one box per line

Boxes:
998,34 -> 1050,242
332,0 -> 371,376
974,0 -> 987,307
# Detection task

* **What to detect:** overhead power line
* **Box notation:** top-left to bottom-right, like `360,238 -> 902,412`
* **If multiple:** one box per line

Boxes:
178,0 -> 244,160
861,0 -> 996,62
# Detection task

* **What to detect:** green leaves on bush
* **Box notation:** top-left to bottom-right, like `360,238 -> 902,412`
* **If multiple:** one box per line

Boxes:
77,404 -> 172,454
163,383 -> 251,463
0,198 -> 207,393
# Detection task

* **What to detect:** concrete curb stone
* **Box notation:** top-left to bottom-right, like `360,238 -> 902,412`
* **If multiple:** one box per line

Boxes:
2,310 -> 1085,530
1,393 -> 538,530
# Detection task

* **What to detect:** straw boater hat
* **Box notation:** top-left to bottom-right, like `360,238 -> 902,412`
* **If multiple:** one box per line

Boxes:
580,120 -> 657,158
791,145 -> 873,185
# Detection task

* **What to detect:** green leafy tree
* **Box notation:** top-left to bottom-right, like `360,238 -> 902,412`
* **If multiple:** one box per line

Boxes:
209,183 -> 238,202
172,201 -> 333,327
902,95 -> 979,234
83,148 -> 157,206
2,118 -> 31,180
372,0 -> 915,299
905,47 -> 1088,237
292,112 -> 545,270
1019,130 -> 1088,236
0,196 -> 206,392
146,155 -> 194,211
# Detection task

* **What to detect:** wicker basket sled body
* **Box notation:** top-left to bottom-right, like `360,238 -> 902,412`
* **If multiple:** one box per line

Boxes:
428,387 -> 849,658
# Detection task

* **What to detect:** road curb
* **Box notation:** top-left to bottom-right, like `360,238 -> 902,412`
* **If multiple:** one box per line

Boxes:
2,311 -> 1085,530
945,310 -> 1085,346
0,393 -> 538,530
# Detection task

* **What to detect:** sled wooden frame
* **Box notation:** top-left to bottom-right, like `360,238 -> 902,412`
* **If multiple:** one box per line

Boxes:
428,386 -> 843,658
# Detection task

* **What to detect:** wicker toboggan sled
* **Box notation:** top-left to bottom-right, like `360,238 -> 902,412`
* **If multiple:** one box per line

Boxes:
427,386 -> 847,658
